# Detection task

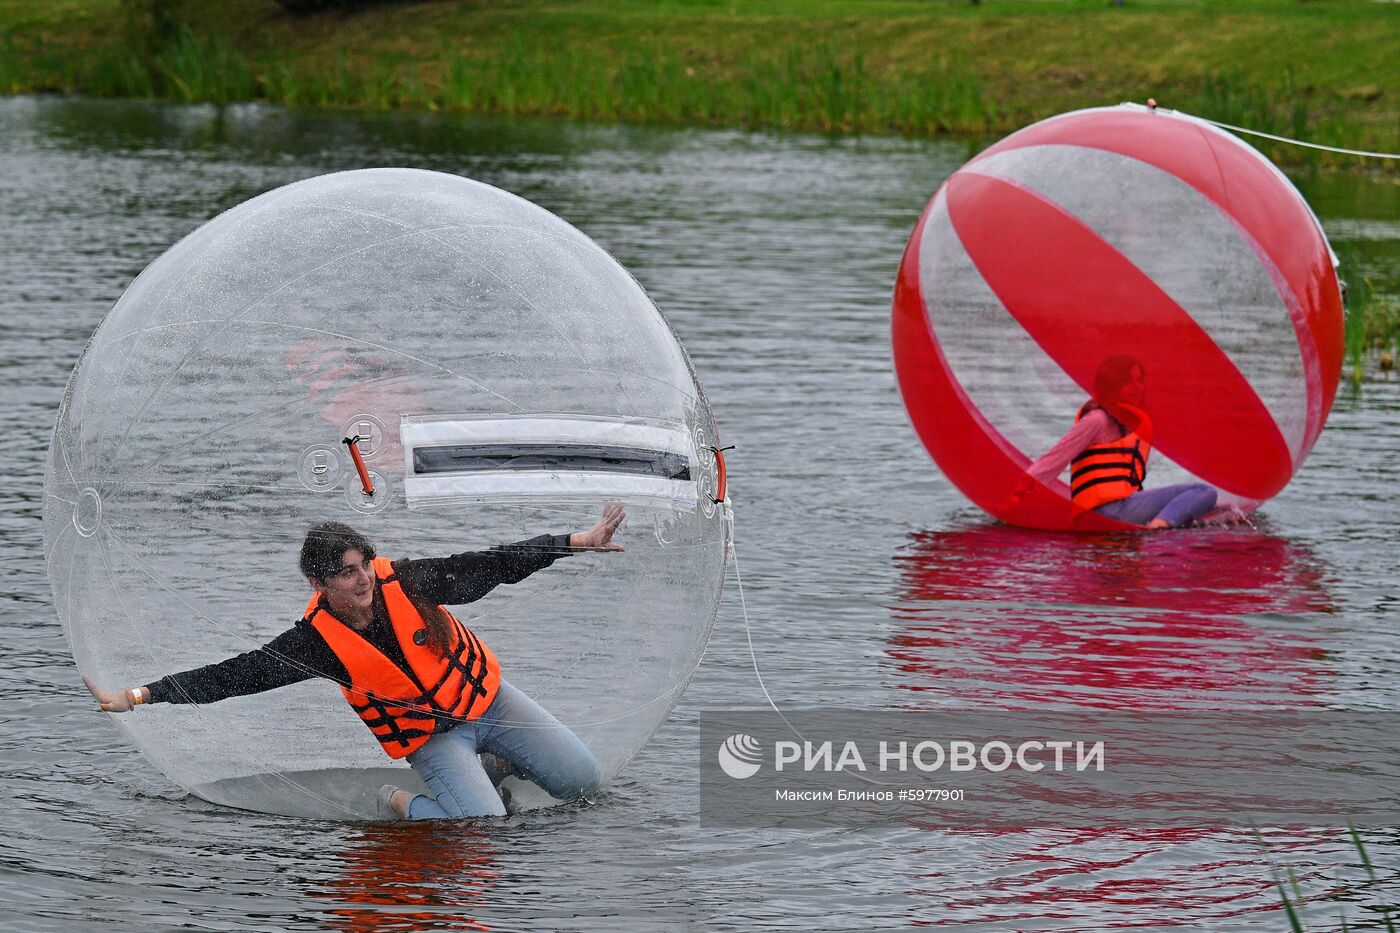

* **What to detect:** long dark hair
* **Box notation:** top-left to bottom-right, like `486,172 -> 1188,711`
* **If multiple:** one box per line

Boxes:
1078,354 -> 1145,436
299,522 -> 455,656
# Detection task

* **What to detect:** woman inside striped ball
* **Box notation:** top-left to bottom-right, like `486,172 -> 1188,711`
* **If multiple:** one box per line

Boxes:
1012,356 -> 1217,529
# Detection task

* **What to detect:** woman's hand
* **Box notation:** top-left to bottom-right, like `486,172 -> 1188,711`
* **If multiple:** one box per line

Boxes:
84,676 -> 145,713
998,475 -> 1039,516
570,504 -> 625,551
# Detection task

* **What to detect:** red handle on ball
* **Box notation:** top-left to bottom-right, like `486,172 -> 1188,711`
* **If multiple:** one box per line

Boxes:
343,435 -> 375,496
708,445 -> 733,503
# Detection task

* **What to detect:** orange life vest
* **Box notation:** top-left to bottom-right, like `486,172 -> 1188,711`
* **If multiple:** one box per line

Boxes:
304,556 -> 501,759
1069,405 -> 1153,512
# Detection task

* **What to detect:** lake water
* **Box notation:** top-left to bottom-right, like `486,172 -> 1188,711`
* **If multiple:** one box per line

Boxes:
2,95 -> 1398,930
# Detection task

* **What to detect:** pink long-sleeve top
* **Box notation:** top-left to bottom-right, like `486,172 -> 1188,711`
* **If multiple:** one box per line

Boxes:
1026,408 -> 1125,487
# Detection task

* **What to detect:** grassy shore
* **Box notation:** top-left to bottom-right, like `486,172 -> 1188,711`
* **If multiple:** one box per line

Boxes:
0,0 -> 1397,168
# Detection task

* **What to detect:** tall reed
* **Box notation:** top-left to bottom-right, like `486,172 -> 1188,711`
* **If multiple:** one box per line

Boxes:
1258,823 -> 1398,931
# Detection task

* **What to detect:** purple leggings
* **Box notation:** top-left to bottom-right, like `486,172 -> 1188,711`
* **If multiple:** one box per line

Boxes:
1094,482 -> 1217,528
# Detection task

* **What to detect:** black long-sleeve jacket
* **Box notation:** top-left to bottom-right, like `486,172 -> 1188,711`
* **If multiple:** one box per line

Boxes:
145,534 -> 572,704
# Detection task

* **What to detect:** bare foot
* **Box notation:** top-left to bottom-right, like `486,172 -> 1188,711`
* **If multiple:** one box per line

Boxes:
1147,518 -> 1170,530
390,789 -> 413,819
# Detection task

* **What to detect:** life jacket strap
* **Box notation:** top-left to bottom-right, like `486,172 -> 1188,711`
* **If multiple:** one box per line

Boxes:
349,694 -> 433,750
402,625 -> 491,720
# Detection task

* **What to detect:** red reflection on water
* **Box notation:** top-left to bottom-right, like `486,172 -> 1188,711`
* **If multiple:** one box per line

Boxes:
312,821 -> 500,932
887,524 -> 1335,709
894,821 -> 1332,929
885,525 -> 1339,925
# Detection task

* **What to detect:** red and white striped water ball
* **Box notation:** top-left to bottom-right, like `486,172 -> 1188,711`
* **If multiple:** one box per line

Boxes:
892,104 -> 1344,531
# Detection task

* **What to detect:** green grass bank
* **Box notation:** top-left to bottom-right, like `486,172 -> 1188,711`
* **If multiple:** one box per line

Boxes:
0,0 -> 1397,168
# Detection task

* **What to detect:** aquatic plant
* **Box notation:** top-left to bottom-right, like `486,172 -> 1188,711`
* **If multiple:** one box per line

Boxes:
1338,248 -> 1400,384
1257,823 -> 1398,931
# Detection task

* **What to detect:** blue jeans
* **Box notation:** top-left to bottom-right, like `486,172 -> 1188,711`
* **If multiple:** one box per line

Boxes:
404,679 -> 601,819
1095,482 -> 1218,527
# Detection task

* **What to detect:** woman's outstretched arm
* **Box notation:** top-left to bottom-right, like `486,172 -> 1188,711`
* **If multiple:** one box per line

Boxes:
83,624 -> 346,711
402,504 -> 626,606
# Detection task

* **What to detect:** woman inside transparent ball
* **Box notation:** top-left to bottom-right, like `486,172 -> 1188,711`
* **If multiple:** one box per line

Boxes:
84,504 -> 626,820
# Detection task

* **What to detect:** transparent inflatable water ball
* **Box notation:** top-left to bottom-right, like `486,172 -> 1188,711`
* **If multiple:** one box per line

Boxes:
44,168 -> 728,818
893,105 -> 1344,531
